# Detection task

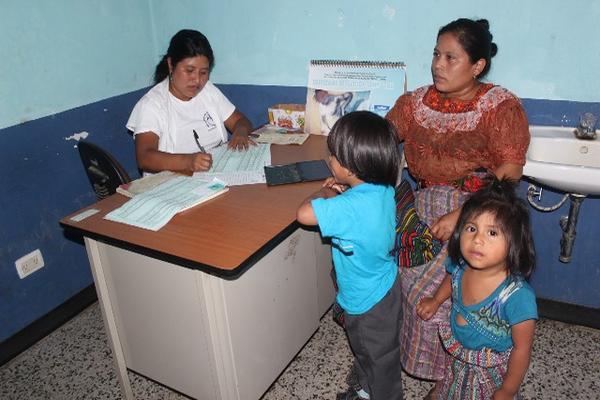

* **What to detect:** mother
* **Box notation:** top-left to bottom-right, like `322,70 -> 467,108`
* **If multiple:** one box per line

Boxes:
386,18 -> 530,391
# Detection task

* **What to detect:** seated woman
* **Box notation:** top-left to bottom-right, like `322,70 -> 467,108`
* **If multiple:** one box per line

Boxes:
385,18 -> 530,396
127,29 -> 254,175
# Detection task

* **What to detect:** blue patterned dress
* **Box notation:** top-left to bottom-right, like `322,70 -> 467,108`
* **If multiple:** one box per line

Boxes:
435,260 -> 538,400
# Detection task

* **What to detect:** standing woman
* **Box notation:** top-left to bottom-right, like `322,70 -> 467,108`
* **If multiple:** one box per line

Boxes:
386,18 -> 530,397
127,29 -> 254,175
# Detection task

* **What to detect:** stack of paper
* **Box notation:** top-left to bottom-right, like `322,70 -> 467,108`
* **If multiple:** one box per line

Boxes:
116,171 -> 178,198
105,177 -> 228,231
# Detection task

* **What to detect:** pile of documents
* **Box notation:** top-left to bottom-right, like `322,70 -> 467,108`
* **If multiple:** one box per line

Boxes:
105,176 -> 228,231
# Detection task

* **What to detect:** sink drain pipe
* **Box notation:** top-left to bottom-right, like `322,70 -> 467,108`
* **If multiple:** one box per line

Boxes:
527,184 -> 585,263
559,194 -> 586,263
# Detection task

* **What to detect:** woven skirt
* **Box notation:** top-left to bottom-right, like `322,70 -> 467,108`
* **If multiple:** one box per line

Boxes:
398,186 -> 469,380
435,322 -> 516,400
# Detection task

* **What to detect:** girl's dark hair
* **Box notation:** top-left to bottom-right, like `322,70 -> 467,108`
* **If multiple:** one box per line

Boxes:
327,111 -> 400,186
153,29 -> 215,84
448,177 -> 536,278
438,18 -> 498,79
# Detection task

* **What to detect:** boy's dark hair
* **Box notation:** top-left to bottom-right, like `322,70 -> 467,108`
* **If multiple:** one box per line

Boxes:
154,29 -> 215,84
448,177 -> 536,277
327,111 -> 400,186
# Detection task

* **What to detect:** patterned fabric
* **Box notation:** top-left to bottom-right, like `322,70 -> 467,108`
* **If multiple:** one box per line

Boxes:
395,180 -> 442,268
435,321 -> 517,400
419,173 -> 487,193
386,84 -> 530,183
446,260 -> 538,352
415,84 -> 515,133
398,186 -> 470,380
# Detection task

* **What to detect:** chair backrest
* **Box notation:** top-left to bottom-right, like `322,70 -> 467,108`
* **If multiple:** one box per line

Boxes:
77,141 -> 131,200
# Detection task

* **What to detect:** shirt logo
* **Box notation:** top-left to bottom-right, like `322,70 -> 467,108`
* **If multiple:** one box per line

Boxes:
203,112 -> 216,131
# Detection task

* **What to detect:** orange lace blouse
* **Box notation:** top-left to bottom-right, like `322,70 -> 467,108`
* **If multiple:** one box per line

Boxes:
386,84 -> 529,183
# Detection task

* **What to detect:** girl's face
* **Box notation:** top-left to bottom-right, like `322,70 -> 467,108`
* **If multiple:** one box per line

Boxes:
459,211 -> 509,274
431,32 -> 485,100
168,55 -> 210,101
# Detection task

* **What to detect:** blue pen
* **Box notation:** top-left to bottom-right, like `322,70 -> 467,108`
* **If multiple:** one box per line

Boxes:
193,130 -> 206,153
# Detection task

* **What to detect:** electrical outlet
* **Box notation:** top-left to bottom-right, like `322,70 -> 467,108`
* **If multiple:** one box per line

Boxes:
15,249 -> 45,279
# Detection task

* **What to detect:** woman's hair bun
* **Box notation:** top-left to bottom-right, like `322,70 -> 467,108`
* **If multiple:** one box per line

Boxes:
490,42 -> 498,58
475,19 -> 490,31
475,19 -> 497,58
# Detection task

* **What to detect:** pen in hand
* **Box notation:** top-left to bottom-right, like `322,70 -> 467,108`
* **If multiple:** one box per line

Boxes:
193,130 -> 206,153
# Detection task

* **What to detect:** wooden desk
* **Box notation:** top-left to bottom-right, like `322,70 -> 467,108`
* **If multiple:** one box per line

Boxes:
60,135 -> 335,400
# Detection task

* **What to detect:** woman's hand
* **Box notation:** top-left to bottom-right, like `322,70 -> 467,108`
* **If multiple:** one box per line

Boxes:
225,110 -> 255,151
227,133 -> 256,151
188,152 -> 213,172
431,207 -> 461,241
322,177 -> 348,194
416,297 -> 441,320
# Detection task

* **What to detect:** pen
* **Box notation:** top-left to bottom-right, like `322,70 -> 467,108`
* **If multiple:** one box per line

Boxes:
193,130 -> 206,153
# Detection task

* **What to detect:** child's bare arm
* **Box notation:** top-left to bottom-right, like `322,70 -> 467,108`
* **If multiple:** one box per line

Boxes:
492,319 -> 536,400
416,274 -> 451,320
296,186 -> 338,226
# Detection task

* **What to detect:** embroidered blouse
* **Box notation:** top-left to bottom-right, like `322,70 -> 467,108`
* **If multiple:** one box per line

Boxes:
386,84 -> 530,183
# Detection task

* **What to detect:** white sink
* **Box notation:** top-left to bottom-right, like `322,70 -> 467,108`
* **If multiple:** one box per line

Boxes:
523,125 -> 600,196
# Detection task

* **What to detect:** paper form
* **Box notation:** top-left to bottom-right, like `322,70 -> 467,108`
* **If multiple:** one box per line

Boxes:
194,143 -> 271,186
104,177 -> 228,231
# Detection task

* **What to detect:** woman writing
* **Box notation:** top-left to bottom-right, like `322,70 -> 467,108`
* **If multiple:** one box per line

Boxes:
385,18 -> 530,397
127,29 -> 254,175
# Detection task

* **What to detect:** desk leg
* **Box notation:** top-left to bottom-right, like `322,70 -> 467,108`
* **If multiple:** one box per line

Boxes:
85,238 -> 134,400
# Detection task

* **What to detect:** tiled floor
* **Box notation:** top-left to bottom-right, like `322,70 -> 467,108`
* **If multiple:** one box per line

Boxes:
1,302 -> 598,399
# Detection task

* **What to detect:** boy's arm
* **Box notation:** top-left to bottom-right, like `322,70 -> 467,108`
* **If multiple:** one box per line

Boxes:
416,273 -> 451,320
492,319 -> 536,400
296,186 -> 338,226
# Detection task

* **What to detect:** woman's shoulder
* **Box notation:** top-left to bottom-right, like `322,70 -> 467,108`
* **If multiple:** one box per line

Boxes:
134,79 -> 170,110
478,84 -> 523,110
199,81 -> 225,99
400,85 -> 430,102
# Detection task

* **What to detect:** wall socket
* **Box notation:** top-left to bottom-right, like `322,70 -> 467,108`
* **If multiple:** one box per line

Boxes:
15,249 -> 45,279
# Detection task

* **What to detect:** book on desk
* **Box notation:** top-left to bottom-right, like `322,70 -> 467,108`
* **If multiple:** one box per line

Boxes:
264,159 -> 332,186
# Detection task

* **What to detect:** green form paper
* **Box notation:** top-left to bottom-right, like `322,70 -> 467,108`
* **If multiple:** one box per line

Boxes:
104,177 -> 228,231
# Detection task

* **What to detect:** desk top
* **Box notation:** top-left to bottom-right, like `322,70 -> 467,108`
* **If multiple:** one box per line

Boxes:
60,135 -> 328,279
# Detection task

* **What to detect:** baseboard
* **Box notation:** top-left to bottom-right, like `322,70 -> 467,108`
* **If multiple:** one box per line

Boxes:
0,285 -> 97,367
537,298 -> 599,329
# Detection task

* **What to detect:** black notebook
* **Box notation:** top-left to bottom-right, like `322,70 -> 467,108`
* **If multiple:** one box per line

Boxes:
264,159 -> 332,186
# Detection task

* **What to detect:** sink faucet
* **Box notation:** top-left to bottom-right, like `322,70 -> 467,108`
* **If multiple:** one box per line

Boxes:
574,112 -> 598,140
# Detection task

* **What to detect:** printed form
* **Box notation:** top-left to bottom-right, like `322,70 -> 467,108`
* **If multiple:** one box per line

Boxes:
194,143 -> 271,185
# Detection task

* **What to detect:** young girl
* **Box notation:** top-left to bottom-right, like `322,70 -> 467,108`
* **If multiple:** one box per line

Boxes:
417,178 -> 537,400
297,111 -> 404,400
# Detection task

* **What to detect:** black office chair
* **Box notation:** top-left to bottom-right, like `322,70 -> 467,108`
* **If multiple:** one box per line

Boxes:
78,141 -> 131,200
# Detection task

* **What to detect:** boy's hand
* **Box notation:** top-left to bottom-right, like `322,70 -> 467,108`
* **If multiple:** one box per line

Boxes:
323,177 -> 348,193
416,297 -> 440,320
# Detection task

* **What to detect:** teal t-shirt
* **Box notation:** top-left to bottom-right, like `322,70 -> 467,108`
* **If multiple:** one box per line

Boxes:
446,259 -> 538,351
312,183 -> 397,315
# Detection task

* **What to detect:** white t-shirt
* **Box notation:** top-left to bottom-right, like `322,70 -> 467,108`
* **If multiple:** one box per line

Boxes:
126,79 -> 235,154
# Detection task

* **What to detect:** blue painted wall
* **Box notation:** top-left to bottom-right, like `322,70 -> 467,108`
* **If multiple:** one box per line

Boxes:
1,1 -> 599,341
